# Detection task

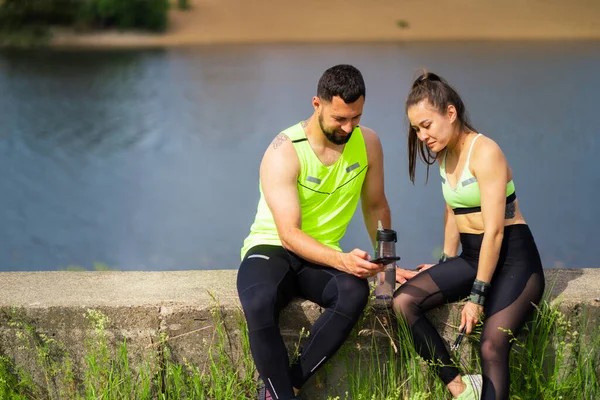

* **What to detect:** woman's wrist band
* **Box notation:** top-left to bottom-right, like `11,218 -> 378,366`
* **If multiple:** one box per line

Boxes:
469,279 -> 491,306
438,253 -> 458,263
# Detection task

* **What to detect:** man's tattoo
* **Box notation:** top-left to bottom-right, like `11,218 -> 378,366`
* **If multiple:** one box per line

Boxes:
272,133 -> 289,149
301,119 -> 309,128
505,201 -> 516,219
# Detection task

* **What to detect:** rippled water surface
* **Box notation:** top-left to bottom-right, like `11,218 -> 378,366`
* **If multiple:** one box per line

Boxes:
1,42 -> 598,271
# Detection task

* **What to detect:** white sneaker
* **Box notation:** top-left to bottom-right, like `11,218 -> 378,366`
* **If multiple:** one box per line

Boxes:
454,374 -> 482,400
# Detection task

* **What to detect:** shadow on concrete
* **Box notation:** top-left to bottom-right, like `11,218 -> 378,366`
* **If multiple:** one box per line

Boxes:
279,299 -> 321,350
543,268 -> 585,301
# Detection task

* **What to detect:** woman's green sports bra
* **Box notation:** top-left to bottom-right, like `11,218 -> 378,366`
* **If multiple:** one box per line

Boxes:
441,134 -> 516,215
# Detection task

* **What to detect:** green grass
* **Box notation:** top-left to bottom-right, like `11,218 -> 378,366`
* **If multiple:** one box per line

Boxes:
338,294 -> 600,400
338,302 -> 448,400
1,299 -> 257,400
508,300 -> 600,399
1,292 -> 598,399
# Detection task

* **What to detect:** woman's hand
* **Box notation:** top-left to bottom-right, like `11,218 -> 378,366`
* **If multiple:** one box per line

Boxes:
415,263 -> 435,272
460,301 -> 484,334
395,267 -> 418,284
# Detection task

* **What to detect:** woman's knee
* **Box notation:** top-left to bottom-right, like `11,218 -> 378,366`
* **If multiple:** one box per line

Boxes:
392,287 -> 420,319
480,336 -> 510,364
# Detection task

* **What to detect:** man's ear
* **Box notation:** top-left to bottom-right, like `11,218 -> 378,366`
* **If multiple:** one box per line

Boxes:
312,96 -> 321,113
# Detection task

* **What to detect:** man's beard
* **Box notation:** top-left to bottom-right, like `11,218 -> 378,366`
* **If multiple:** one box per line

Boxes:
319,114 -> 353,145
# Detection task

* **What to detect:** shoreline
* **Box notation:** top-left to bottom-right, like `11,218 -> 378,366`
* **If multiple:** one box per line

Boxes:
22,0 -> 600,49
47,34 -> 600,50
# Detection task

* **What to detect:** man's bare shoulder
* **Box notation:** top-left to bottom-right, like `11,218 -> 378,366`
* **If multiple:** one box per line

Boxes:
263,132 -> 295,157
358,125 -> 383,158
358,125 -> 378,140
261,132 -> 300,174
270,132 -> 291,150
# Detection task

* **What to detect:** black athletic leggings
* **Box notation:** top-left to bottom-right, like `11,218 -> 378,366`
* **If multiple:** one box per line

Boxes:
237,245 -> 369,400
393,224 -> 545,400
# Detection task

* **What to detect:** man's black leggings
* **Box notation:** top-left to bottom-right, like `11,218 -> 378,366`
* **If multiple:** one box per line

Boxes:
237,245 -> 369,400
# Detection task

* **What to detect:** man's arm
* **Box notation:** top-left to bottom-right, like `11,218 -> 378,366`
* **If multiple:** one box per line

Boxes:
359,127 -> 391,247
360,127 -> 417,283
261,133 -> 381,278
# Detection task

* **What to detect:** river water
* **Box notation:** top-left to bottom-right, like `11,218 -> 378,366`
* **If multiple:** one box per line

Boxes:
1,41 -> 598,271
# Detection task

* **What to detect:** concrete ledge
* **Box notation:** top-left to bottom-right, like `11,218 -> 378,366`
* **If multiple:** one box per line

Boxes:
1,269 -> 599,398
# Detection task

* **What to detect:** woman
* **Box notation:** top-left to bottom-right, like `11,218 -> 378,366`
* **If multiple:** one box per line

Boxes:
393,72 -> 545,400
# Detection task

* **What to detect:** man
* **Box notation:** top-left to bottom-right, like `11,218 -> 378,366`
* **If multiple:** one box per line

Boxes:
237,64 -> 416,400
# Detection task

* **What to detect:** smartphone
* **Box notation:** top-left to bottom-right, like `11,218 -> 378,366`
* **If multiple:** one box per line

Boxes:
370,256 -> 401,264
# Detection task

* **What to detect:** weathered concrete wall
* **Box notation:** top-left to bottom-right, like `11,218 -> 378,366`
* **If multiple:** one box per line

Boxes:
1,269 -> 599,398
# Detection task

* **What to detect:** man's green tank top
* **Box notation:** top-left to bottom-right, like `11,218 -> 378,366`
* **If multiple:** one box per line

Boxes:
241,122 -> 368,259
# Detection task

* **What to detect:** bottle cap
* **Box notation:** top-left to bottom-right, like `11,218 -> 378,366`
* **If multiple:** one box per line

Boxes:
376,229 -> 397,243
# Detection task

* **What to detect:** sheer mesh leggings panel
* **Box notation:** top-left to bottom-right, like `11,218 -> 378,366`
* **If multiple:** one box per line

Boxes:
480,271 -> 545,400
392,267 -> 474,384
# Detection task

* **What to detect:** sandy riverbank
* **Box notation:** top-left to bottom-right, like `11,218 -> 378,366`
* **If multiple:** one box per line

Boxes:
48,0 -> 600,48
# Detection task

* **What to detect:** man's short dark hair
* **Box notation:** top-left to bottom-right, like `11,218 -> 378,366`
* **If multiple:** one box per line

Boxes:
317,64 -> 366,103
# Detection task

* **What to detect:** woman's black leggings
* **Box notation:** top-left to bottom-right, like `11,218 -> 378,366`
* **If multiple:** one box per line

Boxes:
237,245 -> 369,400
393,224 -> 545,400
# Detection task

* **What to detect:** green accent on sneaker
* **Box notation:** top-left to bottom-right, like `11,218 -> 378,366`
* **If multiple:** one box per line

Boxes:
454,374 -> 482,400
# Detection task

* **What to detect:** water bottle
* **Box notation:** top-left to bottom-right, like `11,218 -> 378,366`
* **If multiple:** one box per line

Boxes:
374,227 -> 398,300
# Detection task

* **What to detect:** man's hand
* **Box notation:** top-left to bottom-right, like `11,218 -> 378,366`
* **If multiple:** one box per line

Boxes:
338,248 -> 384,278
395,267 -> 417,284
460,301 -> 483,334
